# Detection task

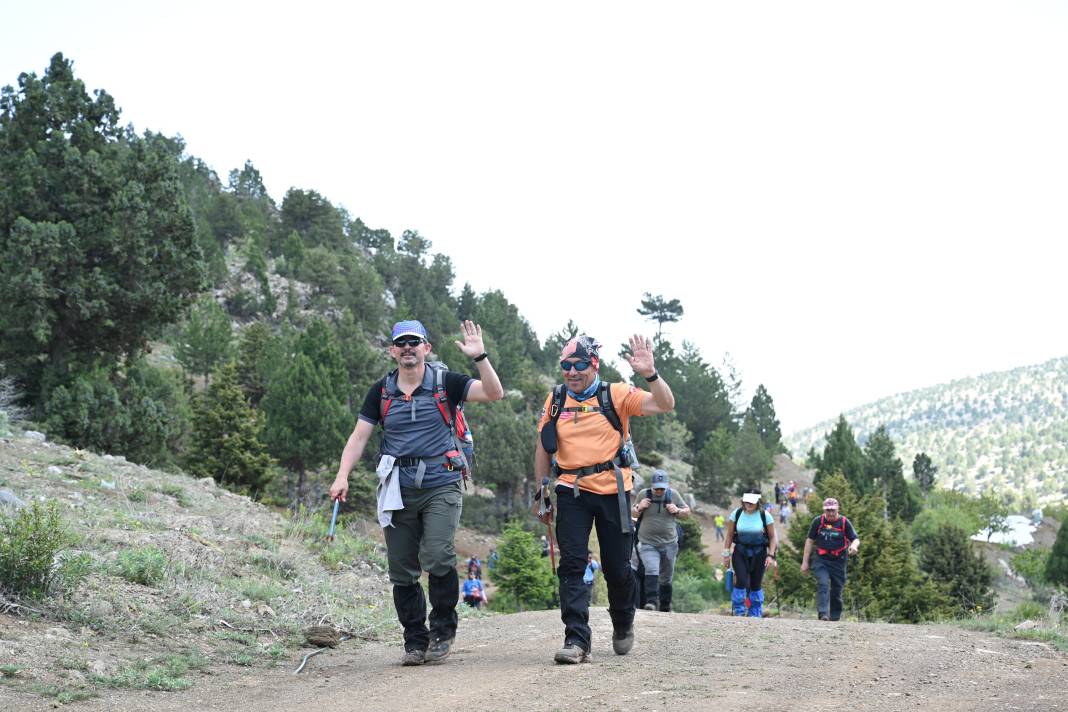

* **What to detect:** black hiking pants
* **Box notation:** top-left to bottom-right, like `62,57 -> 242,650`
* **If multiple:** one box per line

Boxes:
731,543 -> 769,592
555,485 -> 635,653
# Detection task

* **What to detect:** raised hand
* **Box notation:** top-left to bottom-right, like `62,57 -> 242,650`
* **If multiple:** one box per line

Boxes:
624,334 -> 656,378
454,320 -> 486,359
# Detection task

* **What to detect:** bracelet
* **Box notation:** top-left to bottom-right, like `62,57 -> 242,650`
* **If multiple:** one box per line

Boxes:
473,352 -> 489,363
768,553 -> 777,559
644,370 -> 659,383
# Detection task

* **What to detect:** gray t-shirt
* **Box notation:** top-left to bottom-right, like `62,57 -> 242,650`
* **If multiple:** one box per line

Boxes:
636,487 -> 687,546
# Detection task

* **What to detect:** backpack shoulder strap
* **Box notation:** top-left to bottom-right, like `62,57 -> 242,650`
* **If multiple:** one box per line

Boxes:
733,507 -> 743,527
540,385 -> 569,455
379,370 -> 399,420
550,384 -> 567,421
597,382 -> 624,437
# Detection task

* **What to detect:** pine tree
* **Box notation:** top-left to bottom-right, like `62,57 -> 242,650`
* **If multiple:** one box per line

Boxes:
186,361 -> 274,497
0,54 -> 204,396
691,427 -> 735,507
864,425 -> 920,521
261,323 -> 350,500
175,296 -> 234,382
744,384 -> 785,454
236,321 -> 280,407
731,419 -> 774,495
492,522 -> 556,611
813,415 -> 868,492
918,522 -> 994,615
912,452 -> 938,494
1046,520 -> 1068,587
636,293 -> 684,339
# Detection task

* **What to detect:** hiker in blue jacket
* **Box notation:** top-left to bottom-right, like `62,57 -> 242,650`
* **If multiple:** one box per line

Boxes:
330,319 -> 503,666
722,492 -> 778,617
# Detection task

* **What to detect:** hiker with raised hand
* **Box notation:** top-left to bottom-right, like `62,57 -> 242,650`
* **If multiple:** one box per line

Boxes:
535,334 -> 675,664
329,319 -> 503,666
800,497 -> 859,621
722,492 -> 778,617
633,469 -> 690,612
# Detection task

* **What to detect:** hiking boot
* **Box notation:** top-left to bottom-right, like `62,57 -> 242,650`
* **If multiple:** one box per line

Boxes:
642,603 -> 656,611
818,613 -> 829,621
554,643 -> 589,664
401,648 -> 426,666
612,627 -> 634,656
425,635 -> 454,662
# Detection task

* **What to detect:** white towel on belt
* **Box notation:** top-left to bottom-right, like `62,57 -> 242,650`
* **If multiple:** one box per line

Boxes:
377,455 -> 404,528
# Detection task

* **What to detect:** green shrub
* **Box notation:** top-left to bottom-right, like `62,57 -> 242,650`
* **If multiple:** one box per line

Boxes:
115,546 -> 167,586
672,573 -> 711,612
1013,548 -> 1050,586
0,500 -> 78,597
492,522 -> 556,611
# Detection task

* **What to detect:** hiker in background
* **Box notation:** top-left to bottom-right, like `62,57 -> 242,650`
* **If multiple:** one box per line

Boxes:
462,570 -> 485,608
801,497 -> 860,621
488,549 -> 499,575
540,535 -> 550,557
535,334 -> 675,664
330,319 -> 504,666
467,555 -> 482,579
722,492 -> 778,617
788,482 -> 799,509
714,513 -> 726,541
779,502 -> 791,526
774,482 -> 783,506
633,469 -> 690,612
584,551 -> 602,603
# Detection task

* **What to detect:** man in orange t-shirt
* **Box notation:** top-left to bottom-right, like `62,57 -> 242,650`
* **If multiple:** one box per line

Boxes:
535,333 -> 675,664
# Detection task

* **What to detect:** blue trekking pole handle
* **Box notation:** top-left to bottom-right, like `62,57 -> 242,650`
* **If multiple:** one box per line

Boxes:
326,498 -> 340,542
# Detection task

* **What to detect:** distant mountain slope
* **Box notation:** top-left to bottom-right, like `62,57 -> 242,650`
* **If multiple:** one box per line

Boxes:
784,356 -> 1068,504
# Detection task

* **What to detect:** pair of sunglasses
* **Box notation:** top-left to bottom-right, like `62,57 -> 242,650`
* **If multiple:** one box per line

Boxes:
559,360 -> 592,372
393,336 -> 424,348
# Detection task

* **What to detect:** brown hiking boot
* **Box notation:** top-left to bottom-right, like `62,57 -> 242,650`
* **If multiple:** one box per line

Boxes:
553,643 -> 590,664
401,648 -> 426,666
612,627 -> 634,655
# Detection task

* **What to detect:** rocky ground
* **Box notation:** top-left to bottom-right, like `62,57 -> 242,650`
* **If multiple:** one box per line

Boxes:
8,608 -> 1066,712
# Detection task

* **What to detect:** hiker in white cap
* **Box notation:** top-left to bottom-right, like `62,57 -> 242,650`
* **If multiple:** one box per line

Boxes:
722,491 -> 778,617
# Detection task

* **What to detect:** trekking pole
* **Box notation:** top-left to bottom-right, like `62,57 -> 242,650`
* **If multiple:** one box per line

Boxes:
539,476 -> 557,575
326,498 -> 340,543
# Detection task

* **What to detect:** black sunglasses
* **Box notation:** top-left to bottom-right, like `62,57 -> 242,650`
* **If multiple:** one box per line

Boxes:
560,360 -> 592,372
393,336 -> 424,348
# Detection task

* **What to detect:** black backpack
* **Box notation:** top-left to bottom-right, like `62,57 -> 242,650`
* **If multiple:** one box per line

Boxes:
733,506 -> 773,545
540,382 -> 623,455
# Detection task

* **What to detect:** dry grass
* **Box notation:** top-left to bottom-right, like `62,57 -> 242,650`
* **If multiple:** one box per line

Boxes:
0,435 -> 395,705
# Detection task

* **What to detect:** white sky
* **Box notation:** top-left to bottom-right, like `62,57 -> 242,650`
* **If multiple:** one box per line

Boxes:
3,1 -> 1067,433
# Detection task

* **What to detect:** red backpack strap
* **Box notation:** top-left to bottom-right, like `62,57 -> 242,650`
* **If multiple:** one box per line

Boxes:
379,371 -> 398,420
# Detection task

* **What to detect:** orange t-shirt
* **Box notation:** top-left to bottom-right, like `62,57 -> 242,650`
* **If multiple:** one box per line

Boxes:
537,382 -> 646,495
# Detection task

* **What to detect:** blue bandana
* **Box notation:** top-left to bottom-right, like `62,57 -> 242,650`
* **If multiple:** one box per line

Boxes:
567,376 -> 601,402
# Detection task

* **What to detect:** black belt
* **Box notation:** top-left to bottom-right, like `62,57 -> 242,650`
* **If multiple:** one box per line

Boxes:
395,457 -> 427,467
553,458 -> 631,534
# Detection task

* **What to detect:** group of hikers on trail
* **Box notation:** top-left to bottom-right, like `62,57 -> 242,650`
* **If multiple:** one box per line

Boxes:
329,318 -> 860,667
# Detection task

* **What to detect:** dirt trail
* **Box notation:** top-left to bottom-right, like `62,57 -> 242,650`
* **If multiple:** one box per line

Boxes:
14,609 -> 1064,712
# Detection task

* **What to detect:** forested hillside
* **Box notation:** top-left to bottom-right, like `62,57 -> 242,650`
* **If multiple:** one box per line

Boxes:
0,53 -> 787,525
785,356 -> 1068,505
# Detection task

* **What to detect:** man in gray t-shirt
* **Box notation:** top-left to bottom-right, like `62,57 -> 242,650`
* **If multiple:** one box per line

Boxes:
631,469 -> 690,612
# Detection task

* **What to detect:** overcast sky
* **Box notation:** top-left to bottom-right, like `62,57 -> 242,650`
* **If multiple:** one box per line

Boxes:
4,1 -> 1067,434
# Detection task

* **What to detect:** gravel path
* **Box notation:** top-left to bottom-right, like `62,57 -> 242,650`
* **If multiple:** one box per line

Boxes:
19,609 -> 1063,712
